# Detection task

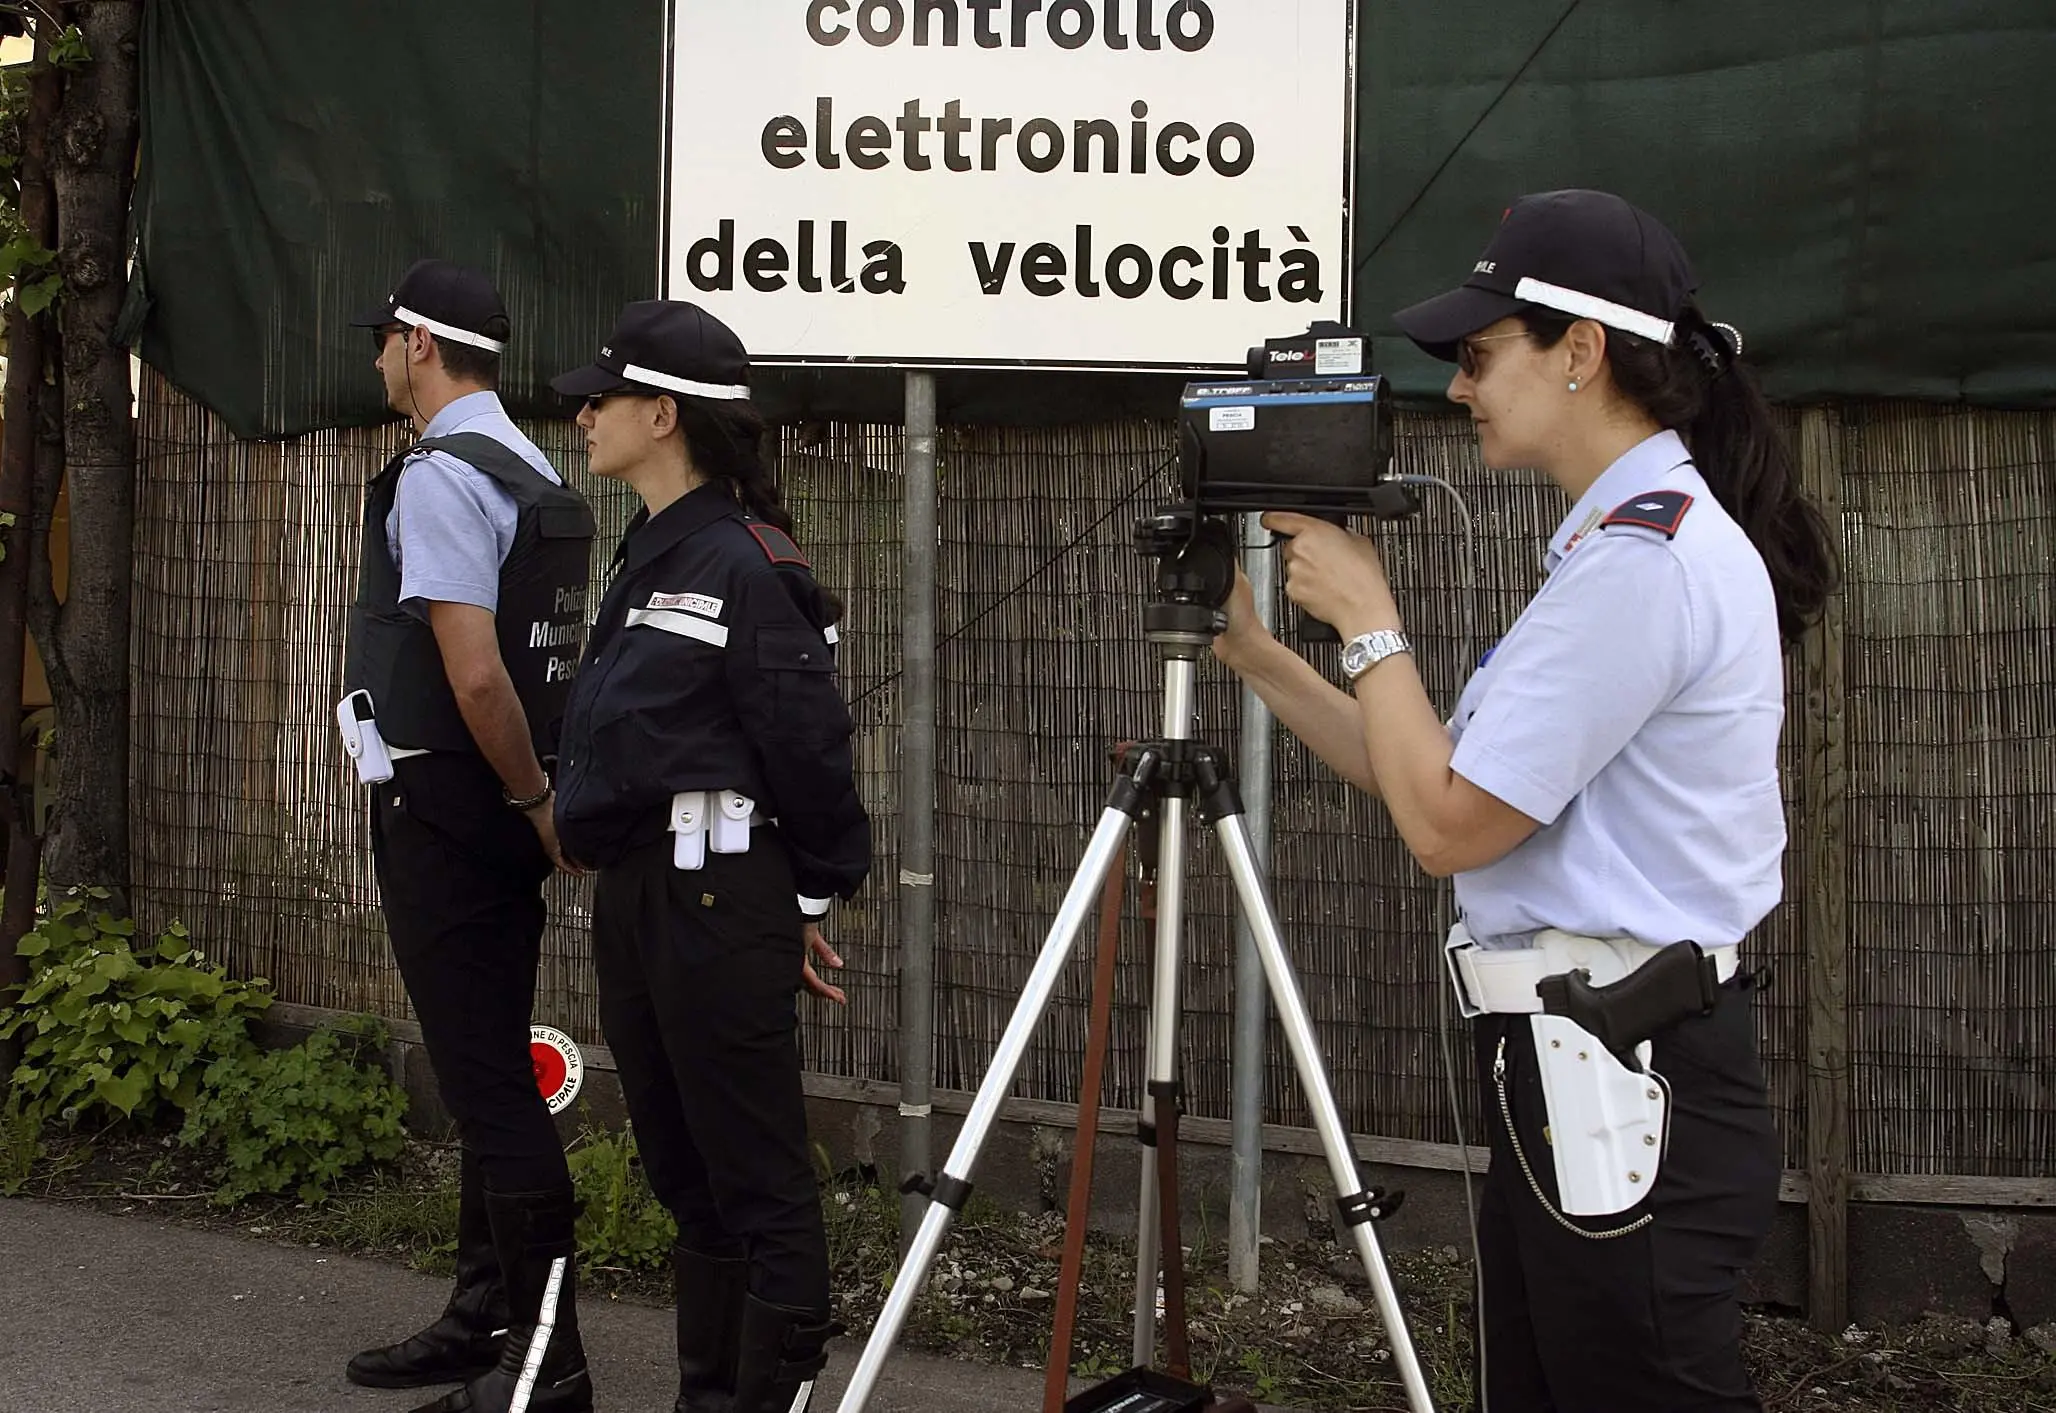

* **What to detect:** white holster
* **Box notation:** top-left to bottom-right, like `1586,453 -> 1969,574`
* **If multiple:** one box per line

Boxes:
1528,1014 -> 1670,1216
336,690 -> 394,786
1450,921 -> 1680,1217
670,790 -> 758,870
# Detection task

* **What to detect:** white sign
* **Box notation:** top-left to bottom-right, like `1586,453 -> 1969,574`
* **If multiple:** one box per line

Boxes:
662,1 -> 1355,371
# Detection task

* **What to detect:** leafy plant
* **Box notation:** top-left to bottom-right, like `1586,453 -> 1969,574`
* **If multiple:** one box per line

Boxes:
0,890 -> 270,1127
178,1015 -> 408,1205
42,24 -> 88,70
0,1096 -> 39,1194
0,232 -> 57,315
567,1123 -> 676,1273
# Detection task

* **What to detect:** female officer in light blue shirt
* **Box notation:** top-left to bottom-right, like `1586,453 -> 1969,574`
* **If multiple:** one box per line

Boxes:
1214,190 -> 1838,1412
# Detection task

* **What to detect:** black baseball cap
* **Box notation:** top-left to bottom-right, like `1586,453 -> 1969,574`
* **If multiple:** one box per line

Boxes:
350,258 -> 509,352
550,301 -> 752,402
1393,189 -> 1697,362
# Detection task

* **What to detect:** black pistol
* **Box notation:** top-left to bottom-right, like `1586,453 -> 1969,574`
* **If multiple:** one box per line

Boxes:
1535,941 -> 1722,1067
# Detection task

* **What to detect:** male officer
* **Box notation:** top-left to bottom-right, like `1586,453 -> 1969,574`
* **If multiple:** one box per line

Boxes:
341,259 -> 597,1413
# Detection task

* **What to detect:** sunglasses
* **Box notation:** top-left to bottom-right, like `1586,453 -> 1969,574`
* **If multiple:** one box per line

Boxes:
580,390 -> 648,412
369,322 -> 408,353
1457,330 -> 1532,379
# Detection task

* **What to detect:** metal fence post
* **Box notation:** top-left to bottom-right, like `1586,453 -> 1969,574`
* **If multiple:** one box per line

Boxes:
1229,513 -> 1277,1292
898,371 -> 940,1259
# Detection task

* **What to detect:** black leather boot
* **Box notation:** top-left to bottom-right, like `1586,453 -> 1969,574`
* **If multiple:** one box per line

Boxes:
409,1187 -> 592,1413
348,1150 -> 509,1388
673,1244 -> 749,1413
727,1295 -> 841,1413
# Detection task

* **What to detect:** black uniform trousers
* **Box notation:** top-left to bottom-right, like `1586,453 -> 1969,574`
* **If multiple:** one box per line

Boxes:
369,751 -> 569,1194
591,828 -> 830,1314
1475,974 -> 1780,1413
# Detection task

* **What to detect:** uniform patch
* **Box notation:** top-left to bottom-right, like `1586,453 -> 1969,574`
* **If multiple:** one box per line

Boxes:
1601,490 -> 1694,540
745,521 -> 810,568
648,590 -> 724,619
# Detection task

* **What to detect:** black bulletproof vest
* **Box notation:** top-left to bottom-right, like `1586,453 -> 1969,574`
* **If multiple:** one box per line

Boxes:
345,432 -> 597,760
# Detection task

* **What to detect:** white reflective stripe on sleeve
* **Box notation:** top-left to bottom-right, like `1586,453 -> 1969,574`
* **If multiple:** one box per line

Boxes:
624,607 -> 730,647
392,304 -> 508,353
785,1378 -> 815,1413
621,361 -> 751,401
1512,278 -> 1676,346
798,895 -> 831,917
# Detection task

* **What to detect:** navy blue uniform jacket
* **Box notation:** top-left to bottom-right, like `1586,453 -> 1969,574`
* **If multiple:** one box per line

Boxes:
553,482 -> 870,902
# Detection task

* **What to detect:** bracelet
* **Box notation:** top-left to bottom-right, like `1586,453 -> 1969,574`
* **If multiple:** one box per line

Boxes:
503,782 -> 553,811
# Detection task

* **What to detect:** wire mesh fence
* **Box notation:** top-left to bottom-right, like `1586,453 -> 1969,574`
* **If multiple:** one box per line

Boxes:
128,370 -> 2054,1180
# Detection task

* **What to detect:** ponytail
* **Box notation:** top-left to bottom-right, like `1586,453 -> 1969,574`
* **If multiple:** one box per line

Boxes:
1520,305 -> 1841,645
671,397 -> 796,535
671,396 -> 844,622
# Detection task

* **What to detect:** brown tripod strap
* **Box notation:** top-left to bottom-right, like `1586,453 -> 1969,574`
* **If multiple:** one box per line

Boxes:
1042,838 -> 1128,1413
1154,1081 -> 1193,1380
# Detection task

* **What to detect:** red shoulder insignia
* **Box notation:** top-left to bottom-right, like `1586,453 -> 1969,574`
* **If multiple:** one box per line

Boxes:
1601,490 -> 1694,540
745,521 -> 810,568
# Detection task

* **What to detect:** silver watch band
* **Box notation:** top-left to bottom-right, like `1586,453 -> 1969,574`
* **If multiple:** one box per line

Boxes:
1343,629 -> 1411,684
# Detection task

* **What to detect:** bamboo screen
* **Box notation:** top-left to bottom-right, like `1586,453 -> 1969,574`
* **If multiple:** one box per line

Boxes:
128,370 -> 2052,1179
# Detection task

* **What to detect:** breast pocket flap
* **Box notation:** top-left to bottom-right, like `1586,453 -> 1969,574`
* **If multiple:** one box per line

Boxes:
757,625 -> 835,673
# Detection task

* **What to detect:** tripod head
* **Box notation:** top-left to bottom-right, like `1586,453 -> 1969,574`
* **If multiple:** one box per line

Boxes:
1133,505 -> 1236,654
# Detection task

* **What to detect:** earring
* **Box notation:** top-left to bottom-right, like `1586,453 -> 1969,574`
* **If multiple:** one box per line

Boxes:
1567,380 -> 1580,393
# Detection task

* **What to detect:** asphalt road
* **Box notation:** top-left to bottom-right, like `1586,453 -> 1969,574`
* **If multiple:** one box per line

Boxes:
0,1196 -> 1082,1413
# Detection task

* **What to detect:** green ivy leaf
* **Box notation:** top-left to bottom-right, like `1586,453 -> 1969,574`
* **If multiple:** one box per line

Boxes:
16,276 -> 61,318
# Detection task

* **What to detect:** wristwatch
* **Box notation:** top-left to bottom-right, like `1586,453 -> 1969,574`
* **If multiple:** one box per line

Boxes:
1340,629 -> 1411,685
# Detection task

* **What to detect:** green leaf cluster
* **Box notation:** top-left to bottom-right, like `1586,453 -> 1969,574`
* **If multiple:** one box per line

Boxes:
2,889 -> 410,1206
178,1017 -> 408,1206
0,234 -> 57,314
0,890 -> 270,1127
567,1124 -> 675,1272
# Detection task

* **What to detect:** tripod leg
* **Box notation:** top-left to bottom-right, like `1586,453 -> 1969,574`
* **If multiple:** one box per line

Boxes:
1131,785 -> 1186,1367
834,804 -> 1137,1413
1210,808 -> 1440,1413
1044,840 -> 1128,1413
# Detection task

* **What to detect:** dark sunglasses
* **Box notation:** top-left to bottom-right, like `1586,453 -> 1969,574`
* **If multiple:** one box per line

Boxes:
1456,330 -> 1532,379
581,390 -> 643,412
369,322 -> 407,352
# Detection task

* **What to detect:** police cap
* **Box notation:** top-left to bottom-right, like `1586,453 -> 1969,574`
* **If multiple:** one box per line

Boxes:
550,301 -> 752,404
350,258 -> 509,352
1394,189 -> 1697,362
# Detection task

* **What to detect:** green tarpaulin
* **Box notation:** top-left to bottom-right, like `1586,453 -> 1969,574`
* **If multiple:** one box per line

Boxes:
135,1 -> 2056,438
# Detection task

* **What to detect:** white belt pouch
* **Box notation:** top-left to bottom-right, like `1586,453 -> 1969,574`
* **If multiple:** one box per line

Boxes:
336,690 -> 394,786
670,790 -> 759,869
1448,923 -> 1674,1217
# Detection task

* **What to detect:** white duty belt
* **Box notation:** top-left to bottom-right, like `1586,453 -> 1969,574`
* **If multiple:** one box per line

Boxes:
1444,921 -> 1737,1019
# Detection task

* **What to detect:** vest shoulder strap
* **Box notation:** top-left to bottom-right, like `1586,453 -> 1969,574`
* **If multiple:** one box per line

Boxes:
412,432 -> 553,496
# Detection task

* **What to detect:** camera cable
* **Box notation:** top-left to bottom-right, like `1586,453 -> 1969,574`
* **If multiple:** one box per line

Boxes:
836,451 -> 1175,714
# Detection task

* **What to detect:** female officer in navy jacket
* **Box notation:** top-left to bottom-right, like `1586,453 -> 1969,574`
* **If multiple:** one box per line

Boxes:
1214,191 -> 1837,1411
550,301 -> 870,1413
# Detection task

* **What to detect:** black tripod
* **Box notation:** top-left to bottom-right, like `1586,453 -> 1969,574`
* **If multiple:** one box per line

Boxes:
833,511 -> 1436,1413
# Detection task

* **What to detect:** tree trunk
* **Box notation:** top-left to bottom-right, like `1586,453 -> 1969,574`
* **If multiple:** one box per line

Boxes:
36,1 -> 141,903
0,38 -> 63,1081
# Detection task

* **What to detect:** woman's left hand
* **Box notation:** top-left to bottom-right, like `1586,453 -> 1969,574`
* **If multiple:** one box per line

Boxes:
1262,511 -> 1404,637
802,923 -> 848,1005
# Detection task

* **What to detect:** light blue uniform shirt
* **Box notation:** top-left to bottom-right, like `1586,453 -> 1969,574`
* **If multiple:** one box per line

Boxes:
387,391 -> 564,617
1447,429 -> 1786,950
